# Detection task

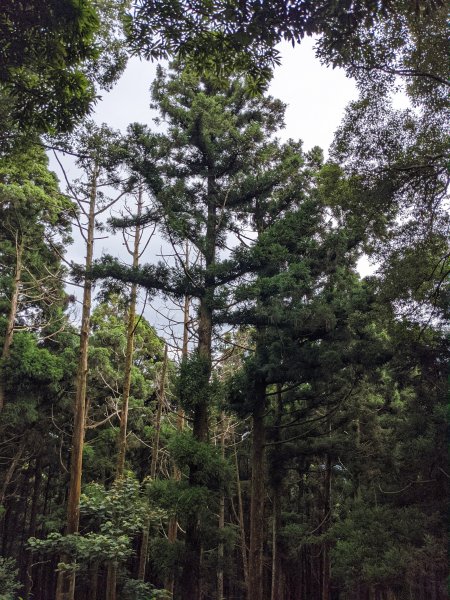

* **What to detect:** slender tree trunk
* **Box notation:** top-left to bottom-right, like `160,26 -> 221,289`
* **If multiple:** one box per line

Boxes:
88,562 -> 99,600
116,190 -> 142,479
24,457 -> 42,599
165,273 -> 189,594
322,424 -> 332,600
355,417 -> 361,499
233,438 -> 249,596
271,489 -> 282,600
0,236 -> 24,411
176,246 -> 189,433
248,375 -> 266,600
180,182 -> 216,599
217,413 -> 225,600
0,442 -> 24,506
105,191 -> 144,600
138,344 -> 168,581
150,343 -> 167,479
36,466 -> 53,599
271,385 -> 283,600
137,524 -> 150,581
105,566 -> 117,600
247,204 -> 270,600
179,295 -> 212,599
19,473 -> 31,563
56,167 -> 97,600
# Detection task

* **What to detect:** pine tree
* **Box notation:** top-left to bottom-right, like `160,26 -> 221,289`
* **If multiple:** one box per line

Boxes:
93,64 -> 313,598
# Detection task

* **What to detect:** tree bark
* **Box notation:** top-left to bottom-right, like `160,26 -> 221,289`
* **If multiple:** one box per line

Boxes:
0,442 -> 24,506
179,294 -> 212,599
233,438 -> 249,596
217,413 -> 225,600
116,190 -> 142,479
137,524 -> 150,582
104,191 -> 144,599
322,424 -> 332,600
138,343 -> 168,582
0,236 -> 24,411
105,564 -> 117,600
150,343 -> 167,479
165,272 -> 189,594
271,385 -> 283,600
56,167 -> 97,600
248,376 -> 266,600
88,562 -> 99,600
180,180 -> 216,600
24,457 -> 42,599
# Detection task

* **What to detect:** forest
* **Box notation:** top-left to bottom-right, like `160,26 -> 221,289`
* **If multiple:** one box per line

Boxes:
0,1 -> 448,599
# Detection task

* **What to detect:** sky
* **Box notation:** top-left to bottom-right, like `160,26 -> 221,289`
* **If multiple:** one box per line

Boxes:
49,37 -> 365,339
85,37 -> 357,153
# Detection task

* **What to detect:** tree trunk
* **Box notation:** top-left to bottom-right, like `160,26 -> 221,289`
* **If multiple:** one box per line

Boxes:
88,562 -> 99,600
137,524 -> 150,581
105,191 -> 144,600
180,182 -> 216,599
248,376 -> 266,600
116,190 -> 142,479
0,442 -> 24,506
233,437 -> 249,596
0,236 -> 24,411
165,275 -> 189,594
322,425 -> 332,600
56,167 -> 97,600
179,297 -> 211,599
24,457 -> 42,599
271,488 -> 282,600
138,343 -> 168,582
150,343 -> 167,479
217,413 -> 225,600
271,385 -> 283,600
105,564 -> 117,600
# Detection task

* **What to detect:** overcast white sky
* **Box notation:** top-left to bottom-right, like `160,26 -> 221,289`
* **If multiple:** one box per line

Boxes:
87,37 -> 357,153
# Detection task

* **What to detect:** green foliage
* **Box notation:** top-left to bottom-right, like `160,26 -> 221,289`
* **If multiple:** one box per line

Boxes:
148,535 -> 185,581
0,557 -> 21,600
0,0 -> 127,142
0,143 -> 73,333
176,353 -> 211,410
84,295 -> 167,478
29,531 -> 133,566
126,1 -> 445,96
331,504 -> 444,591
3,332 -> 64,386
121,579 -> 172,600
168,431 -> 232,491
29,476 -> 166,570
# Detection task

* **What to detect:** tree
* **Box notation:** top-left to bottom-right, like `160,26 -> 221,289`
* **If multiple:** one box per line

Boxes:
92,64 -> 313,598
0,143 -> 73,410
221,175 -> 377,598
125,0 -> 446,91
0,0 -> 127,146
0,145 -> 79,600
53,122 -> 132,600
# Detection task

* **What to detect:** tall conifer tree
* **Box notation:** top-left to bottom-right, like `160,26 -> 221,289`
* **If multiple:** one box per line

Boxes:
94,64 -> 312,598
